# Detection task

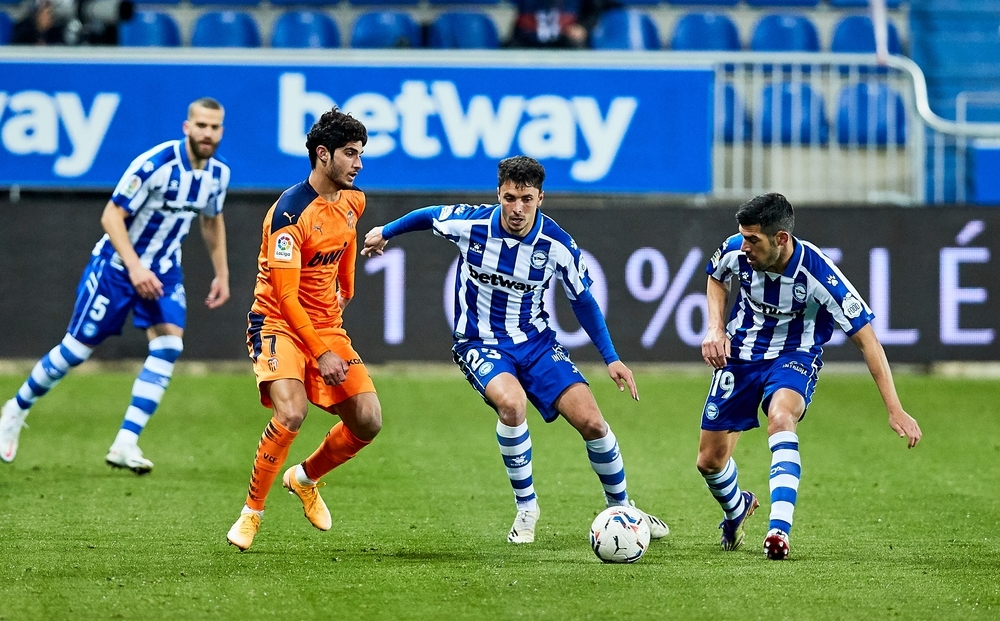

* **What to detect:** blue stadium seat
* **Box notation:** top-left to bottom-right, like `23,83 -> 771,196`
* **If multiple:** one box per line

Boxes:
270,0 -> 335,5
118,11 -> 181,47
750,14 -> 819,52
191,11 -> 261,47
722,83 -> 751,143
747,0 -> 818,6
428,12 -> 498,49
351,11 -> 421,48
271,11 -> 340,48
429,0 -> 498,4
349,0 -> 419,6
191,0 -> 259,6
831,15 -> 902,55
757,82 -> 829,144
0,12 -> 12,44
830,0 -> 902,8
836,82 -> 906,146
590,9 -> 660,50
671,12 -> 740,50
666,0 -> 738,5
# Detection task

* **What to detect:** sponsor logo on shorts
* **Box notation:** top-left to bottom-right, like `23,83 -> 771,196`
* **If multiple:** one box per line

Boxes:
267,357 -> 278,371
842,293 -> 863,319
705,403 -> 719,420
346,358 -> 363,366
781,360 -> 809,376
274,233 -> 294,261
478,361 -> 494,376
551,345 -> 571,363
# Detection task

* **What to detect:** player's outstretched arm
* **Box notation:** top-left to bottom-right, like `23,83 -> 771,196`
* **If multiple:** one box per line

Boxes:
849,324 -> 922,448
361,226 -> 387,257
100,201 -> 163,300
607,360 -> 639,402
199,213 -> 230,309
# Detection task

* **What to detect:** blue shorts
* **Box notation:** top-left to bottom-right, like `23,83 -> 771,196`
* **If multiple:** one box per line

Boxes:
65,254 -> 187,347
701,352 -> 822,432
452,331 -> 588,423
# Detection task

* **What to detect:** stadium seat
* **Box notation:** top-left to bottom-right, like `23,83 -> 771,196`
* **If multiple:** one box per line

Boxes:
722,83 -> 752,143
750,14 -> 819,52
427,12 -> 498,49
830,0 -> 902,8
666,0 -> 738,5
757,82 -> 829,144
117,11 -> 181,47
271,11 -> 340,48
429,0 -> 498,5
0,12 -> 12,44
836,82 -> 906,146
349,0 -> 419,6
590,9 -> 660,50
351,11 -> 421,48
270,0 -> 334,5
190,0 -> 260,5
746,0 -> 818,7
191,11 -> 261,47
831,15 -> 902,55
671,12 -> 740,51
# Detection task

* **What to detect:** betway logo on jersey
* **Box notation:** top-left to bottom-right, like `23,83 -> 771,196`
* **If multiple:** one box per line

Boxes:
0,90 -> 120,177
278,73 -> 637,183
468,265 -> 538,292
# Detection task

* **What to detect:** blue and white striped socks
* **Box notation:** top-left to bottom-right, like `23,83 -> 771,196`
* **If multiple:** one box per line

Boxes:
586,427 -> 628,507
703,457 -> 747,521
113,335 -> 183,446
496,421 -> 537,511
13,334 -> 94,413
768,430 -> 801,534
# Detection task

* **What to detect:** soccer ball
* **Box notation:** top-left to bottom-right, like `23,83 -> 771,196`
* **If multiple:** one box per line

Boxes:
589,505 -> 650,563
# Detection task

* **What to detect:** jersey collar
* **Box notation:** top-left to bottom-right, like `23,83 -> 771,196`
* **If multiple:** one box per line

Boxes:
779,237 -> 803,278
177,139 -> 192,172
490,205 -> 542,245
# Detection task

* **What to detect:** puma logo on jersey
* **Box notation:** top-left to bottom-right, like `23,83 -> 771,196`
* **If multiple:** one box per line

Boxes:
283,211 -> 296,223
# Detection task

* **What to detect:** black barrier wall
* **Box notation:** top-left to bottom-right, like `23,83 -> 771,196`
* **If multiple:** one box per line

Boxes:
2,192 -> 997,363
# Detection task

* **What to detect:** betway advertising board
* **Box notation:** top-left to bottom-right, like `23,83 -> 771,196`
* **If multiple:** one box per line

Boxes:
0,50 -> 713,193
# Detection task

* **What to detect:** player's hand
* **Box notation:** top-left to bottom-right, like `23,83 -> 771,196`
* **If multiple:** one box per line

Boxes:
337,294 -> 351,311
128,265 -> 164,300
361,226 -> 387,257
608,360 -> 639,401
205,277 -> 230,309
888,408 -> 922,448
701,327 -> 730,369
317,351 -> 350,386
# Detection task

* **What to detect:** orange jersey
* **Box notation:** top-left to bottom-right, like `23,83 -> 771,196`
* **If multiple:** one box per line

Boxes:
249,180 -> 365,357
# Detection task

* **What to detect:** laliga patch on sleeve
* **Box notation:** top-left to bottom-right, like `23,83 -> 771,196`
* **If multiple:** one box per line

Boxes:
274,233 -> 294,262
122,175 -> 142,199
842,292 -> 863,319
710,248 -> 722,269
439,205 -> 454,219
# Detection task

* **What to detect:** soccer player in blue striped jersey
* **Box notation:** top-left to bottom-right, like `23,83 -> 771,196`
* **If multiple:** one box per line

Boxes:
362,156 -> 668,544
0,97 -> 231,474
697,193 -> 922,559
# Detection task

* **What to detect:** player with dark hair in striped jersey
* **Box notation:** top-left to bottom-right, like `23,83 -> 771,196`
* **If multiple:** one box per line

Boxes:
362,155 -> 669,545
0,97 -> 230,474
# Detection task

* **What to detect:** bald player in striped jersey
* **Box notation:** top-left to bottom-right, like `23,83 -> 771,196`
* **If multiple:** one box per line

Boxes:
697,193 -> 922,560
226,108 -> 382,551
0,97 -> 230,474
362,156 -> 668,545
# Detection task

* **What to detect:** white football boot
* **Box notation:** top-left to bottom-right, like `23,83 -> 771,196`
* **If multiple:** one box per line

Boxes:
105,442 -> 154,474
0,399 -> 29,463
507,508 -> 541,544
628,500 -> 670,539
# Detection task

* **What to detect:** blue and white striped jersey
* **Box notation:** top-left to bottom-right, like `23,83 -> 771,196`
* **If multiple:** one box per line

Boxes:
707,234 -> 874,361
422,204 -> 594,347
92,139 -> 230,275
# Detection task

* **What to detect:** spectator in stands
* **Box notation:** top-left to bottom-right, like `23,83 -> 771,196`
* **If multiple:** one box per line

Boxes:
12,0 -> 77,44
507,0 -> 620,49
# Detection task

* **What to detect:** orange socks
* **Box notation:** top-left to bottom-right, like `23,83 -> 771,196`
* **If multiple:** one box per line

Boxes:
301,422 -> 371,481
245,417 -> 298,512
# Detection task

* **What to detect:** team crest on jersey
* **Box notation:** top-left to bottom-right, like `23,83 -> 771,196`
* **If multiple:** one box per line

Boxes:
346,210 -> 356,230
440,205 -> 454,219
123,175 -> 142,198
530,250 -> 548,269
274,233 -> 294,262
842,292 -> 863,319
793,283 -> 807,303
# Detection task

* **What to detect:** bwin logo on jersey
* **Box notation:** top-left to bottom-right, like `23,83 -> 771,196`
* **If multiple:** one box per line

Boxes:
278,74 -> 638,183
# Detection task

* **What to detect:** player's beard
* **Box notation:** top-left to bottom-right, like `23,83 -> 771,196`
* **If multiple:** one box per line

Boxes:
188,135 -> 217,160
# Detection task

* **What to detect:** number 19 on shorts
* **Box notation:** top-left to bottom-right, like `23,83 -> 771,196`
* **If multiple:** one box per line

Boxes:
709,368 -> 735,399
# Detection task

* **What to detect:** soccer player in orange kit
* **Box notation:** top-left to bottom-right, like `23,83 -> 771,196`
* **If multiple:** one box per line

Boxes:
226,109 -> 382,551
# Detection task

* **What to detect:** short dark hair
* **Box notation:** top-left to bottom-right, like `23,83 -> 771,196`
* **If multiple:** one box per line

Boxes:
498,156 -> 545,190
735,193 -> 794,237
305,108 -> 368,168
188,97 -> 224,118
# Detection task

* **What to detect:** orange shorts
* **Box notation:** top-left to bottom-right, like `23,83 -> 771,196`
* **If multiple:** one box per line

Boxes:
248,326 -> 376,410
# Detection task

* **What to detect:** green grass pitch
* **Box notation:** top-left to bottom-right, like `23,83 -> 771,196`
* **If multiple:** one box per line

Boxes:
1,368 -> 999,620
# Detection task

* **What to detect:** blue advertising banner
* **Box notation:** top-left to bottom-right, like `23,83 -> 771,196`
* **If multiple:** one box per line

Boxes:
0,51 -> 713,193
